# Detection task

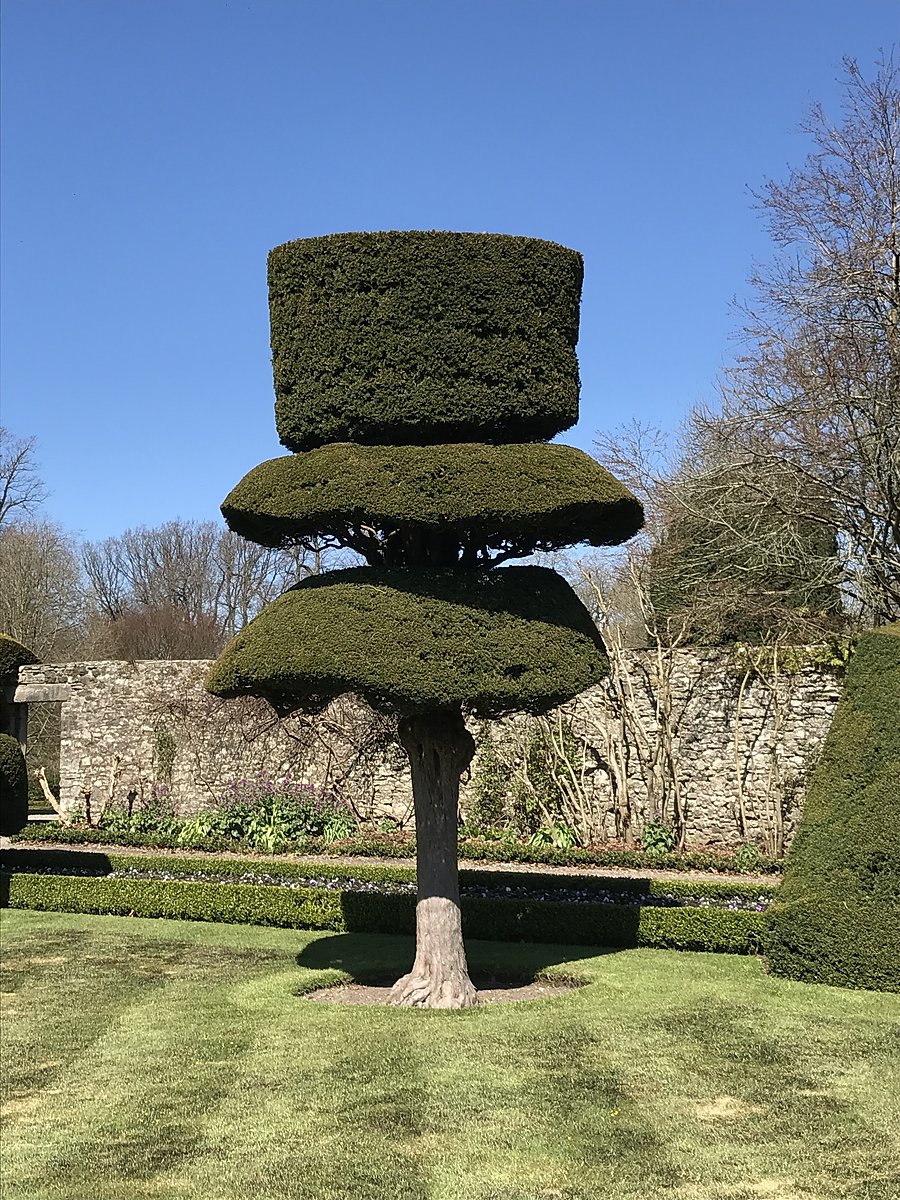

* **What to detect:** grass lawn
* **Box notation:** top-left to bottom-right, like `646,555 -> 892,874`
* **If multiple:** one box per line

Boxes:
1,910 -> 898,1200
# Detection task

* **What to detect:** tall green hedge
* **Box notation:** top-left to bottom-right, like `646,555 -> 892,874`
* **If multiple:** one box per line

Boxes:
0,634 -> 37,681
222,443 -> 643,553
765,623 -> 900,992
269,232 -> 583,449
207,565 -> 608,717
0,733 -> 28,836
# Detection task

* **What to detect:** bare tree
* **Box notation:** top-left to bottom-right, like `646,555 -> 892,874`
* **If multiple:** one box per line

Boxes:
0,520 -> 87,658
697,56 -> 900,624
83,519 -> 324,658
91,603 -> 225,661
596,58 -> 900,630
0,428 -> 47,527
593,419 -> 843,646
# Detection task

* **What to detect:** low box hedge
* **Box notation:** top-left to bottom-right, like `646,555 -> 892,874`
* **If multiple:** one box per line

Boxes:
0,847 -> 778,905
1,869 -> 764,954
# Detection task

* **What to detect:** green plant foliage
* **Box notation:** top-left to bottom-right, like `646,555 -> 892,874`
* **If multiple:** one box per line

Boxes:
0,733 -> 29,836
322,811 -> 358,844
268,231 -> 583,450
732,842 -> 761,872
506,719 -> 588,840
765,623 -> 900,992
0,634 -> 38,680
152,725 -> 177,785
221,443 -> 643,554
467,728 -> 509,829
642,822 -> 677,856
728,638 -> 858,678
2,870 -> 765,953
529,821 -> 578,850
206,565 -> 609,718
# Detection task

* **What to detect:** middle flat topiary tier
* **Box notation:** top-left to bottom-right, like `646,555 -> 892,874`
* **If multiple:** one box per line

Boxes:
207,565 -> 608,718
221,442 -> 644,555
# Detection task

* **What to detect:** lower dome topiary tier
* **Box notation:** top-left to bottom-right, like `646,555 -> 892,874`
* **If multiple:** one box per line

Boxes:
206,565 -> 608,718
764,622 -> 900,993
221,442 -> 643,555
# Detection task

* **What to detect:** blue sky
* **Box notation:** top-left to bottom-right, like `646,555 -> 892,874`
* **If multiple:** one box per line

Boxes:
1,0 -> 896,542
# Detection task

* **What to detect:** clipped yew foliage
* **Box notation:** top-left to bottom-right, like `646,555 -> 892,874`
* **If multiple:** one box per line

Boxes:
0,634 -> 38,680
0,732 -> 28,836
765,623 -> 900,992
207,566 -> 608,718
269,231 -> 583,450
222,443 -> 644,552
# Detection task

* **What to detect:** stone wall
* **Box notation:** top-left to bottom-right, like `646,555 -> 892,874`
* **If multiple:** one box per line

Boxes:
14,651 -> 842,850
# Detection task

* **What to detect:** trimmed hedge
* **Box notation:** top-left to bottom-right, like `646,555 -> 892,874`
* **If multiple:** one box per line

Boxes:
269,232 -> 583,450
0,633 -> 37,680
221,444 -> 643,556
1,871 -> 764,953
765,623 -> 900,993
206,565 -> 608,717
0,847 -> 779,904
0,733 -> 28,836
10,824 -> 784,876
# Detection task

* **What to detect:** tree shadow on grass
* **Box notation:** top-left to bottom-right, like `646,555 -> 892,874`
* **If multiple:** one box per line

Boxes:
297,930 -> 624,986
0,847 -> 113,875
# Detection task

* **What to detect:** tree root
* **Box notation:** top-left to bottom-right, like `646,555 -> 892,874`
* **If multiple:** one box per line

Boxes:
388,968 -> 479,1009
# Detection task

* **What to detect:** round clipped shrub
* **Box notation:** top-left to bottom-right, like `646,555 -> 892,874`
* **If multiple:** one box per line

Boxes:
0,634 -> 38,680
0,732 -> 28,836
765,623 -> 900,992
207,565 -> 608,718
269,231 -> 583,449
221,442 -> 644,553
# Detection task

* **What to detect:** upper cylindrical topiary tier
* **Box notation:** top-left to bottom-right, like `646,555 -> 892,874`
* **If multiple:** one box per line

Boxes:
221,443 -> 644,557
206,565 -> 608,718
269,231 -> 583,450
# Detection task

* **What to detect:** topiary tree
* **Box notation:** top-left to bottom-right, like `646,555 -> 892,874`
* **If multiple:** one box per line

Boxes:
0,732 -> 28,836
765,622 -> 900,993
207,231 -> 643,1007
0,632 -> 38,682
0,634 -> 36,836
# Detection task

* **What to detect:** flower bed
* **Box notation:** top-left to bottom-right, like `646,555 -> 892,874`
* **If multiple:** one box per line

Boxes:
13,823 -> 782,876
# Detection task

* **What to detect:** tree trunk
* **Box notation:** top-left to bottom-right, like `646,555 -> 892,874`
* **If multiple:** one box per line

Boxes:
389,708 -> 478,1009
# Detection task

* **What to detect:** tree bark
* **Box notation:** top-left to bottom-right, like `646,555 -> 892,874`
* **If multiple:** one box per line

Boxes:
389,708 -> 478,1008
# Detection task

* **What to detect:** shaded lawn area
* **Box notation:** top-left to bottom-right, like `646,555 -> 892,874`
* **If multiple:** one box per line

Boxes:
1,911 -> 898,1200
